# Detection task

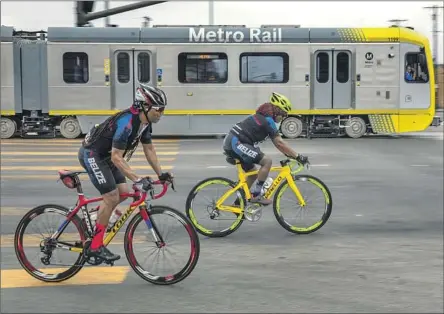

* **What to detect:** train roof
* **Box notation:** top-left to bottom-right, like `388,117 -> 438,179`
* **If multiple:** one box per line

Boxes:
1,25 -> 428,47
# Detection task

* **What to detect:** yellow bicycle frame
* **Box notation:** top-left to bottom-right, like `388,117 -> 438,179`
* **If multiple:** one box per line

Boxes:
215,160 -> 307,214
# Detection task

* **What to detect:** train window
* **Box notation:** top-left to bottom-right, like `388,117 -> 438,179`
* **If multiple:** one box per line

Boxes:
404,52 -> 429,83
336,52 -> 349,83
178,53 -> 228,83
138,52 -> 150,83
63,52 -> 89,84
117,52 -> 130,83
240,53 -> 289,83
316,52 -> 329,83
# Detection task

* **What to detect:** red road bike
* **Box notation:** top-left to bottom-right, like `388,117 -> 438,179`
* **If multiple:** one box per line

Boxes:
14,169 -> 200,285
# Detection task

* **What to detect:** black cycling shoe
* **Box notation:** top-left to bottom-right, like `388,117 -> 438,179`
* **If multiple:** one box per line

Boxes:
87,245 -> 121,262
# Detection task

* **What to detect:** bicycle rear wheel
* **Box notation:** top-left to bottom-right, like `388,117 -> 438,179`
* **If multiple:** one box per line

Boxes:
14,204 -> 87,282
124,205 -> 200,285
273,175 -> 333,234
185,177 -> 246,238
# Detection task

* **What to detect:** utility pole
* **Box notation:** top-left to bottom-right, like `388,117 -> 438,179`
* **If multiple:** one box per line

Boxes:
423,5 -> 443,64
209,0 -> 214,25
104,0 -> 110,27
387,19 -> 408,27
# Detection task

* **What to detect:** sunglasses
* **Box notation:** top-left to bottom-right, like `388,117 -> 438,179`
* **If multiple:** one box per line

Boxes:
151,106 -> 165,113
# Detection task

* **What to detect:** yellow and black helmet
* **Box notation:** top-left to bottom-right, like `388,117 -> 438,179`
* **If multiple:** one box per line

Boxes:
270,92 -> 292,114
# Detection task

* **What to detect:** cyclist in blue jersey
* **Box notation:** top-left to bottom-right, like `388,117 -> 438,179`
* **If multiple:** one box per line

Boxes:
77,83 -> 173,262
223,92 -> 308,205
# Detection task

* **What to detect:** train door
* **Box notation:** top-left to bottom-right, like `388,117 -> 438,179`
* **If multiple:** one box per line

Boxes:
313,50 -> 353,109
113,49 -> 152,110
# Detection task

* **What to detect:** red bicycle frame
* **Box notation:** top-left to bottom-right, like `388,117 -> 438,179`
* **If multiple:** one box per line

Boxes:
53,170 -> 173,249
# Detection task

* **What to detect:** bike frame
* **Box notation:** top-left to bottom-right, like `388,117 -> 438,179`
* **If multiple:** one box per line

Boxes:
51,174 -> 170,254
215,160 -> 307,214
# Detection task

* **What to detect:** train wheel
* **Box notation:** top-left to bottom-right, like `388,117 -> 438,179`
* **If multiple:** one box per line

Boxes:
1,117 -> 17,139
280,116 -> 303,139
59,117 -> 82,139
345,117 -> 367,138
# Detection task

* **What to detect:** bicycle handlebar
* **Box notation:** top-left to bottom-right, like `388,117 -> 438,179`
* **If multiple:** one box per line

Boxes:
123,178 -> 176,208
280,156 -> 311,173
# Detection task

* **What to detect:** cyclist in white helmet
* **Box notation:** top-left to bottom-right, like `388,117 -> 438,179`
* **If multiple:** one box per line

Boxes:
78,83 -> 173,262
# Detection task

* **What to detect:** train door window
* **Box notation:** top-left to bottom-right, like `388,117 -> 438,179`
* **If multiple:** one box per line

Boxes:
138,52 -> 150,83
316,52 -> 329,83
63,52 -> 89,84
178,53 -> 228,83
404,52 -> 429,83
336,52 -> 349,83
240,53 -> 289,83
117,52 -> 130,83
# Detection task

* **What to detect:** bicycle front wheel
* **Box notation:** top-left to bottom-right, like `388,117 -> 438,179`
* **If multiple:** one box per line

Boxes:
124,205 -> 200,285
14,204 -> 87,283
273,175 -> 333,234
185,177 -> 246,238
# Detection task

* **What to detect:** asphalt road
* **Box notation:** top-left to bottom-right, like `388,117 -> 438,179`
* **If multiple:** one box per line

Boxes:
1,128 -> 443,313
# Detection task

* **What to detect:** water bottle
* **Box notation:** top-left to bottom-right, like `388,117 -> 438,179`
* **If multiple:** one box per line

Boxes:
262,177 -> 274,193
107,209 -> 123,229
88,206 -> 99,228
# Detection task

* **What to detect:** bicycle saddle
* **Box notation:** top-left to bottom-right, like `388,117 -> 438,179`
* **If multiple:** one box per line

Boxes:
223,152 -> 240,165
58,170 -> 88,178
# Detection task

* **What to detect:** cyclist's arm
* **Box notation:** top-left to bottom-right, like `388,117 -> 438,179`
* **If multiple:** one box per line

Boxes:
141,143 -> 162,177
271,135 -> 299,159
110,113 -> 140,182
111,148 -> 140,182
140,125 -> 162,177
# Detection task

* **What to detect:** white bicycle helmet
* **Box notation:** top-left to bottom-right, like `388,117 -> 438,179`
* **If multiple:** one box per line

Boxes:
134,83 -> 167,110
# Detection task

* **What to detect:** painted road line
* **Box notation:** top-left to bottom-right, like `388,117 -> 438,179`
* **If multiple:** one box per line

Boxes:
0,157 -> 177,163
1,267 -> 130,288
1,207 -> 31,216
0,206 -> 130,216
1,165 -> 174,171
1,151 -> 179,156
1,233 -> 149,247
410,164 -> 430,167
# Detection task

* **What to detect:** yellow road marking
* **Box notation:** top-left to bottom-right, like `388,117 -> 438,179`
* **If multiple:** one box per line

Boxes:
0,206 -> 130,216
1,151 -> 179,156
1,267 -> 130,288
0,157 -> 176,163
1,165 -> 174,171
1,233 -> 148,247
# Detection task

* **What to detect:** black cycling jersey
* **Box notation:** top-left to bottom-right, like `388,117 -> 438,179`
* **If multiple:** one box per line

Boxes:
82,108 -> 152,160
229,113 -> 279,146
222,113 -> 280,171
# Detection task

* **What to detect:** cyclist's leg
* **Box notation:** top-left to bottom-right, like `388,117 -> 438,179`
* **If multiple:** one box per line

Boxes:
230,137 -> 272,204
78,147 -> 121,261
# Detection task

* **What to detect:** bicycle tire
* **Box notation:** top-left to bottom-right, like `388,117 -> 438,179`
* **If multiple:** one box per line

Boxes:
185,177 -> 246,238
124,205 -> 200,285
273,175 -> 333,234
14,204 -> 87,282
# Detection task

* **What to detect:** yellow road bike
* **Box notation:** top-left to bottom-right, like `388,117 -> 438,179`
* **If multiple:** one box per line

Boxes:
185,155 -> 332,237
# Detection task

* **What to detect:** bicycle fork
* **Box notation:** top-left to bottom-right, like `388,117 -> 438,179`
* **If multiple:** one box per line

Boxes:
139,205 -> 165,248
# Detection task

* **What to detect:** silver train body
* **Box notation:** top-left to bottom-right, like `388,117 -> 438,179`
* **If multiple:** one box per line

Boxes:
0,25 -> 440,139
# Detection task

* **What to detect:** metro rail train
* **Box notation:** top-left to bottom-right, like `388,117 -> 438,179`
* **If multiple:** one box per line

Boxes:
1,24 -> 442,139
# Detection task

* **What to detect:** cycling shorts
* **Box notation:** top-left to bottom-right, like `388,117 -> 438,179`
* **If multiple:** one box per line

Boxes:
223,133 -> 264,172
78,146 -> 126,195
